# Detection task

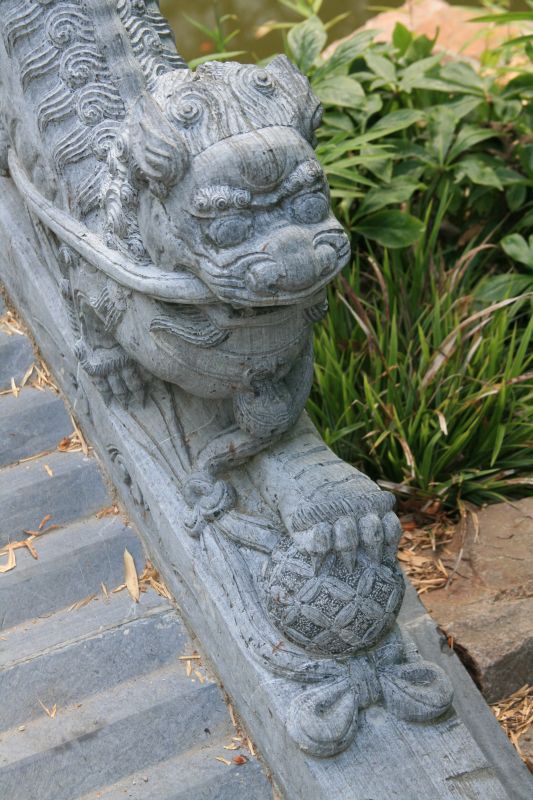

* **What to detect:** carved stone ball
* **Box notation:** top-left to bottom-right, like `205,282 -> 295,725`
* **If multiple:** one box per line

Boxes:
264,537 -> 405,656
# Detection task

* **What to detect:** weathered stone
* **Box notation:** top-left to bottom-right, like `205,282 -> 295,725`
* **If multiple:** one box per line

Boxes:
0,450 -> 110,547
0,0 -> 454,764
1,596 -> 272,800
423,498 -> 533,703
0,330 -> 33,391
0,516 -> 144,629
0,386 -> 72,467
0,1 -> 531,796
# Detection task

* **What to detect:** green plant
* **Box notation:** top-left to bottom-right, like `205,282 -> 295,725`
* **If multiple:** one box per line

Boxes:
280,7 -> 533,508
184,2 -> 245,67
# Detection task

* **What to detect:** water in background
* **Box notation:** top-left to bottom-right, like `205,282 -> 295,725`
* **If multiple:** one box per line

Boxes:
160,0 -> 522,62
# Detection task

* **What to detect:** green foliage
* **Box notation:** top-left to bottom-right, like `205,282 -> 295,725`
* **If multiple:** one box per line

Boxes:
281,5 -> 533,508
184,3 -> 245,67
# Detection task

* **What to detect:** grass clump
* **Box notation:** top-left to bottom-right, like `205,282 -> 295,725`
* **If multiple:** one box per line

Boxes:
281,3 -> 533,509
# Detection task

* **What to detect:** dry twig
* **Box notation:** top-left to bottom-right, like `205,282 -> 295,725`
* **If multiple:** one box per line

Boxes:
491,684 -> 533,771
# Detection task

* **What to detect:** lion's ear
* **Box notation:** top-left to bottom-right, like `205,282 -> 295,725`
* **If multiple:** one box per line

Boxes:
129,95 -> 189,197
266,55 -> 322,143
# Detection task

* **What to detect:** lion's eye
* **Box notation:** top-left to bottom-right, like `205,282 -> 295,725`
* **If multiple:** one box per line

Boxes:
290,192 -> 329,225
206,215 -> 253,248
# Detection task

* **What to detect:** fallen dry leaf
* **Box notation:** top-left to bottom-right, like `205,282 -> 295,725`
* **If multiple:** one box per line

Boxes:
215,757 -> 232,766
43,464 -> 53,478
138,560 -> 172,600
38,514 -> 52,531
233,755 -> 247,765
112,560 -> 171,602
0,545 -> 16,574
95,505 -> 119,519
24,539 -> 39,560
69,415 -> 88,456
20,364 -> 35,388
0,309 -> 25,336
38,700 -> 57,719
246,738 -> 256,756
123,548 -> 139,602
68,594 -> 97,612
10,377 -> 19,398
23,524 -> 59,536
491,684 -> 533,770
0,536 -> 39,569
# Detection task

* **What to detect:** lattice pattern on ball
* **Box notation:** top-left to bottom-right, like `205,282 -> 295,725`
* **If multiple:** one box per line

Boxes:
265,537 -> 405,656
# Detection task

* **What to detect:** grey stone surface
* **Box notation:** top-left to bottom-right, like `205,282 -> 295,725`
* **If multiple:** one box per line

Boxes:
399,582 -> 533,800
0,516 -> 144,628
0,0 -> 531,796
0,386 -> 73,467
78,746 -> 271,800
0,588 -> 163,669
1,606 -> 186,728
0,330 -> 34,391
0,598 -> 272,800
0,449 -> 110,546
421,498 -> 533,702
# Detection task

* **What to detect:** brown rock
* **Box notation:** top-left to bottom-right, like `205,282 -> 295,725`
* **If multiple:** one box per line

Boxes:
422,498 -> 533,703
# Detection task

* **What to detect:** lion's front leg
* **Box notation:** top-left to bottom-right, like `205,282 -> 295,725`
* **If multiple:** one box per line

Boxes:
250,414 -> 401,571
70,268 -> 144,407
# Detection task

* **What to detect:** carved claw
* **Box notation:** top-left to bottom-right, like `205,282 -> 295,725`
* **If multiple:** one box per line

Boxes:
358,513 -> 384,564
292,522 -> 331,564
291,508 -> 399,575
75,339 -> 145,408
97,363 -> 145,408
382,511 -> 402,559
333,515 -> 358,572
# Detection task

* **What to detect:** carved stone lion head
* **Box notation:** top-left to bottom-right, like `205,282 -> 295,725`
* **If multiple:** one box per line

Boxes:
104,56 -> 350,307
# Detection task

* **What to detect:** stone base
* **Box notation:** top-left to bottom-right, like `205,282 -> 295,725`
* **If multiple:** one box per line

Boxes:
422,498 -> 533,703
2,176 -> 532,799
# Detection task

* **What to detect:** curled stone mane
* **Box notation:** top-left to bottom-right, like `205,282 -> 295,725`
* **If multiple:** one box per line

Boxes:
103,56 -> 323,258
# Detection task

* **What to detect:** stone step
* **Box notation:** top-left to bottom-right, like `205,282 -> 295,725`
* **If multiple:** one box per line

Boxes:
0,675 -> 226,800
0,593 -> 272,800
0,330 -> 34,391
0,601 -> 185,730
0,516 -> 145,629
77,740 -> 271,800
0,450 -> 110,547
0,386 -> 73,468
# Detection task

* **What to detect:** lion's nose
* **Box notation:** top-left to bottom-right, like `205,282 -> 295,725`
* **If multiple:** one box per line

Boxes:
245,228 -> 335,296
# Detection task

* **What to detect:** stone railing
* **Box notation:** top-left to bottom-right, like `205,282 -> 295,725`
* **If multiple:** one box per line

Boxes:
0,3 -> 531,798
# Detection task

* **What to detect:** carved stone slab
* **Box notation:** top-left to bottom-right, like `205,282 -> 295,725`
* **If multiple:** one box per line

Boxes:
1,178 -> 532,799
